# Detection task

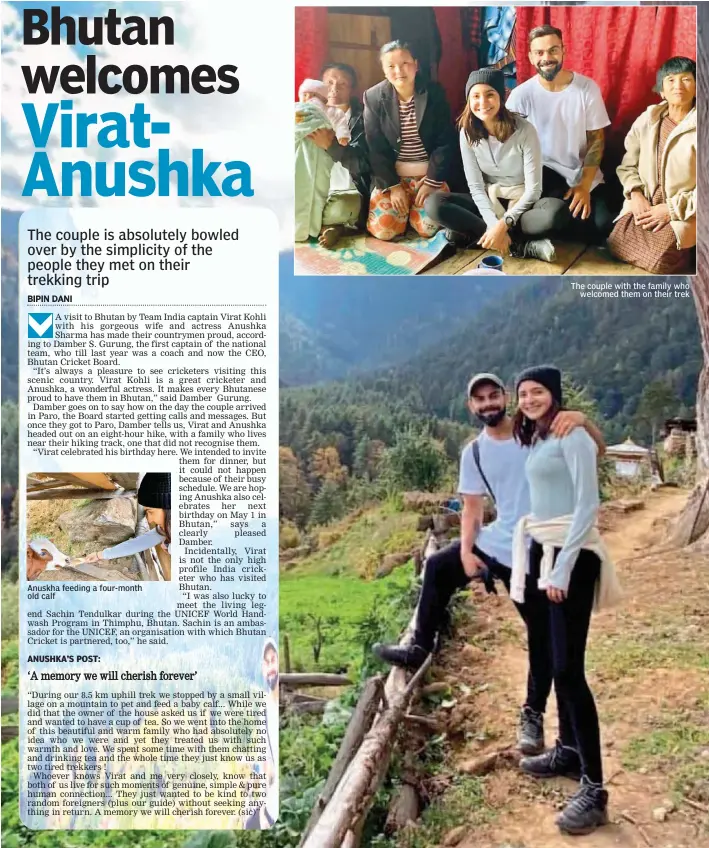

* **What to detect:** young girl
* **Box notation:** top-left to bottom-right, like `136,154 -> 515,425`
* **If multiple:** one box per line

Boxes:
363,40 -> 455,240
79,473 -> 171,579
510,365 -> 621,836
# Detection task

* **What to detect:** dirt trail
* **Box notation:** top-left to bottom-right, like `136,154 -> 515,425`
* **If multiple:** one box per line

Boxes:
431,489 -> 709,848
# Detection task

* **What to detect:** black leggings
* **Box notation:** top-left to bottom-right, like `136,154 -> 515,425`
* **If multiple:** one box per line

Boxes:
415,539 -> 604,783
529,541 -> 603,784
541,166 -> 620,244
423,191 -> 571,241
414,539 -> 554,716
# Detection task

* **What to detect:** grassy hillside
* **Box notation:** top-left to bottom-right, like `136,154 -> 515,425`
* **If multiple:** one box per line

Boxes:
280,503 -> 422,674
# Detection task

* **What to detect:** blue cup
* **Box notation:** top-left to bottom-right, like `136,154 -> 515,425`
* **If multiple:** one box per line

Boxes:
479,254 -> 504,271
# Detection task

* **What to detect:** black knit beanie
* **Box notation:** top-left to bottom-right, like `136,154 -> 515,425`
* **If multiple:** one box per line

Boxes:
515,365 -> 563,406
465,68 -> 506,102
137,473 -> 171,509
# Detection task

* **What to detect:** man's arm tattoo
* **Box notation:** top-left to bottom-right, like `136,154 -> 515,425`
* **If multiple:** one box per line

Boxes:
583,128 -> 605,168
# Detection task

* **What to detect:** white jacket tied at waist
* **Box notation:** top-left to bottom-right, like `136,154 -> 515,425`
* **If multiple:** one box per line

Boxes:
511,514 -> 623,611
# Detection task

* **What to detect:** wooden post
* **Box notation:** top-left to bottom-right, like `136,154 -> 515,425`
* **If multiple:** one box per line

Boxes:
301,534 -> 441,847
301,657 -> 431,848
284,634 -> 292,673
280,673 -> 352,687
299,676 -> 383,845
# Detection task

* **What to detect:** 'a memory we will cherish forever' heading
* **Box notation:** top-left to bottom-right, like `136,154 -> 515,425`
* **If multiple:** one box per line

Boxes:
20,7 -> 253,198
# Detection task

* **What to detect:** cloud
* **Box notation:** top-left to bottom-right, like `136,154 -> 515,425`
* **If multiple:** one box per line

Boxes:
2,1 -> 293,246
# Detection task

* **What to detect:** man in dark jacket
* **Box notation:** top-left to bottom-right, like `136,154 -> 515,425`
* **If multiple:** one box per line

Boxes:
307,62 -> 371,247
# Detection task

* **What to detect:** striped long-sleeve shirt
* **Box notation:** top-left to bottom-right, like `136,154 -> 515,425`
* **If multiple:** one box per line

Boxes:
397,98 -> 443,188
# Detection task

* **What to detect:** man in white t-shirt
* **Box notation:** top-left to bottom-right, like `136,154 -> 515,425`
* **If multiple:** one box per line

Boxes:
506,24 -> 619,242
373,372 -> 604,756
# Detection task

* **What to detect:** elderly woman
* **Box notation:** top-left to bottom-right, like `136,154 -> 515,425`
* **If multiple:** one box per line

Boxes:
608,57 -> 696,274
363,40 -> 456,241
425,69 -> 570,262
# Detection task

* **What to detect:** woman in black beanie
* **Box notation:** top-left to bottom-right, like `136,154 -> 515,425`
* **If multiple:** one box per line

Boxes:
425,69 -> 571,262
78,473 -> 172,578
510,366 -> 621,835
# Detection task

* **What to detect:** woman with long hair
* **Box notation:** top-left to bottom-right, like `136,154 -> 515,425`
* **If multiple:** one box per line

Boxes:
510,366 -> 621,835
363,40 -> 456,241
608,56 -> 696,274
425,69 -> 570,262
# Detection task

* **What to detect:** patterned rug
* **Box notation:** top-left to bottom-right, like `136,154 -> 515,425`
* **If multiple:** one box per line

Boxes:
294,230 -> 450,276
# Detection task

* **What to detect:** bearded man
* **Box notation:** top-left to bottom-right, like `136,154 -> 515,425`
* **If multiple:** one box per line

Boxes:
373,372 -> 605,756
506,25 -> 619,242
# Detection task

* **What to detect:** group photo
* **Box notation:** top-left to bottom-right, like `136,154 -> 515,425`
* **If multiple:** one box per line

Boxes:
294,5 -> 697,277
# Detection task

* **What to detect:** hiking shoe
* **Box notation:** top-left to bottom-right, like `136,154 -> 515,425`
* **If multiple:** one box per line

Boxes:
517,706 -> 544,755
520,739 -> 582,780
510,238 -> 556,262
372,642 -> 428,670
556,776 -> 609,835
444,228 -> 479,250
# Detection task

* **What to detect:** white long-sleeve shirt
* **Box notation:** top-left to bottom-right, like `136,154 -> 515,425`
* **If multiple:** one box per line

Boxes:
101,527 -> 170,560
460,115 -> 542,228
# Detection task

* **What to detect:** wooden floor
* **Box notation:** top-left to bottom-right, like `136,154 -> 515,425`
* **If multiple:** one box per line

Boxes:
423,241 -> 650,276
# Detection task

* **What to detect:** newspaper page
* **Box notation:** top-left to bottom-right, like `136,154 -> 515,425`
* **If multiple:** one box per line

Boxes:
3,1 -> 708,847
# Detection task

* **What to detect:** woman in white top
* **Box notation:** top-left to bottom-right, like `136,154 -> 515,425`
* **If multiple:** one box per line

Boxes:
425,69 -> 571,262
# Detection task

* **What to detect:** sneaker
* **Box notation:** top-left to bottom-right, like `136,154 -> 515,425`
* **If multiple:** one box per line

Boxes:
520,739 -> 582,780
556,776 -> 609,835
517,706 -> 544,755
372,642 -> 428,670
510,238 -> 556,262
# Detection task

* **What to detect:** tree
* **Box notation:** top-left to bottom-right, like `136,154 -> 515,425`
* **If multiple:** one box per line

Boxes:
381,429 -> 448,492
635,381 -> 680,445
674,26 -> 709,548
279,447 -> 311,527
1,401 -> 18,488
678,265 -> 709,548
309,446 -> 348,486
309,479 -> 346,526
294,613 -> 341,665
353,437 -> 385,480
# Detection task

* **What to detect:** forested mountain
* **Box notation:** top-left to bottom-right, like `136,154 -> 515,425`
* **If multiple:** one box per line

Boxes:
279,266 -> 527,385
281,277 -> 701,464
385,277 -> 700,440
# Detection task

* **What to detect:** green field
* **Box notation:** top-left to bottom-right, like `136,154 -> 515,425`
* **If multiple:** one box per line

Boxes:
280,504 -> 423,674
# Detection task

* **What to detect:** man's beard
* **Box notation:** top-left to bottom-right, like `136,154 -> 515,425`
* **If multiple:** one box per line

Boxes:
475,408 -> 507,427
266,673 -> 278,691
536,60 -> 562,81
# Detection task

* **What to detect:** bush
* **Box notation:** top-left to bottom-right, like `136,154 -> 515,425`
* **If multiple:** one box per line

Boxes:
381,430 -> 448,493
2,640 -> 19,694
279,520 -> 302,551
1,580 -> 18,641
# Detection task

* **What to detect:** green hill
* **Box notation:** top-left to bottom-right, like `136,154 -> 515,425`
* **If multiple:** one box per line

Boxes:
362,277 -> 701,443
280,277 -> 701,470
